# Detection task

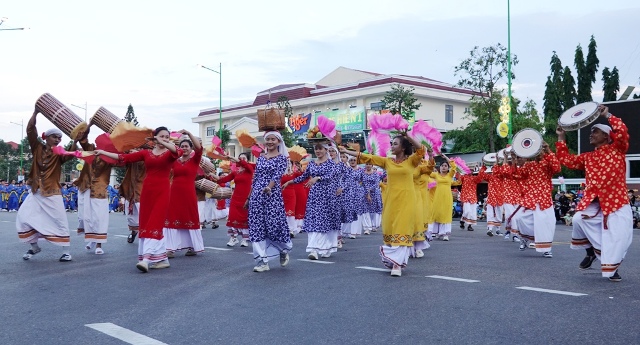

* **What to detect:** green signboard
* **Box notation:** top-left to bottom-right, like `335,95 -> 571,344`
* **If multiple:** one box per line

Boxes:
314,107 -> 365,133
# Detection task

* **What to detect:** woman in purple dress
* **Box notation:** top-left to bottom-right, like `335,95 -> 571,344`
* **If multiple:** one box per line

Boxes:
361,163 -> 383,234
247,131 -> 292,273
339,153 -> 363,240
284,141 -> 339,260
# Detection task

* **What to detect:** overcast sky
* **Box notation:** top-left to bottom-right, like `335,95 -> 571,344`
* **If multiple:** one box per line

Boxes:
1,0 -> 639,144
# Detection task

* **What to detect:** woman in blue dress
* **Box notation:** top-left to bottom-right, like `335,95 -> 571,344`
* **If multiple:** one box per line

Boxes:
361,163 -> 383,234
247,131 -> 292,273
284,141 -> 340,260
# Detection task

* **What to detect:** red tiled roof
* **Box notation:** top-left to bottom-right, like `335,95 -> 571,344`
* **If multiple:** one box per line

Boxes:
258,83 -> 305,94
7,141 -> 19,150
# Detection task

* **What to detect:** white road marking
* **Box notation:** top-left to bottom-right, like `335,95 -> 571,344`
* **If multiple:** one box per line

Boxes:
516,286 -> 588,297
426,275 -> 480,283
297,259 -> 335,264
85,323 -> 168,345
114,235 -> 129,238
204,246 -> 232,251
355,266 -> 390,272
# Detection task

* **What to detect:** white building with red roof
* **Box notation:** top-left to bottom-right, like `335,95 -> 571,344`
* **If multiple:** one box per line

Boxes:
192,66 -> 475,156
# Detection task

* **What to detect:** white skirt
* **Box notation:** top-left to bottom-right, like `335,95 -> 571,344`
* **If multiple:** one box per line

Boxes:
462,202 -> 477,224
212,207 -> 228,221
432,222 -> 452,236
164,228 -> 204,252
16,191 -> 70,246
514,205 -> 556,252
286,216 -> 297,234
380,245 -> 411,268
198,201 -> 206,224
253,239 -> 292,264
205,198 -> 215,222
81,197 -> 109,243
138,237 -> 167,262
306,231 -> 339,255
362,213 -> 381,231
124,200 -> 140,229
502,203 -> 517,231
486,204 -> 503,229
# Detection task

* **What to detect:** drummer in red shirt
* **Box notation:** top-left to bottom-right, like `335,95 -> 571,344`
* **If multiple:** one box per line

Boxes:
555,105 -> 632,282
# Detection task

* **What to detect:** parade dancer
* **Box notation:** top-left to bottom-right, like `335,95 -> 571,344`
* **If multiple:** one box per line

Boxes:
340,133 -> 425,277
76,136 -> 115,255
285,142 -> 339,259
430,156 -> 457,241
247,131 -> 291,272
96,126 -> 180,272
216,153 -> 254,247
497,150 -> 522,242
338,153 -> 363,240
8,181 -> 19,212
478,163 -> 505,237
291,161 -> 309,236
17,110 -> 76,262
510,143 -> 560,258
120,154 -> 145,243
164,131 -> 204,258
281,160 -> 301,238
459,171 -> 481,231
0,180 -> 8,211
361,162 -> 383,235
411,154 -> 435,257
556,105 -> 632,282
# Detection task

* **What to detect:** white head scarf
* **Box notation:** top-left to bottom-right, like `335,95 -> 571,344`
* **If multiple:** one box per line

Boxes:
44,128 -> 63,137
264,131 -> 289,158
591,124 -> 613,143
326,141 -> 340,163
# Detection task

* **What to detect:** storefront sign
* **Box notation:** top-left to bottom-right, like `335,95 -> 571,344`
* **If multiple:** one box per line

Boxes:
315,107 -> 366,133
289,113 -> 312,135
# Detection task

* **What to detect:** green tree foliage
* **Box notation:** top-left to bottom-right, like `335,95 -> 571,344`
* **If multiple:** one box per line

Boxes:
453,43 -> 518,152
574,44 -> 590,103
124,104 -> 139,126
602,66 -> 620,102
586,35 -> 600,87
444,91 -> 542,153
276,96 -> 297,147
219,128 -> 231,148
381,84 -> 422,122
562,66 -> 577,109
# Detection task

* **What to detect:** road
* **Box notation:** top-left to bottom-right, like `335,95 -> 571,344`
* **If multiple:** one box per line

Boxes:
0,211 -> 639,344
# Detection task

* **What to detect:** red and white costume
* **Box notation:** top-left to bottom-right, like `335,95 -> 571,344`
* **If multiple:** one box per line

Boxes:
556,115 -> 632,278
459,173 -> 481,229
479,165 -> 505,232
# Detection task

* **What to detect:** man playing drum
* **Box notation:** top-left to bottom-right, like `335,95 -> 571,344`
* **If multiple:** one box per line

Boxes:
555,105 -> 632,282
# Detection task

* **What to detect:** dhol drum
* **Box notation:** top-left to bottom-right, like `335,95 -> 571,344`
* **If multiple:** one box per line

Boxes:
512,128 -> 543,158
90,107 -> 124,134
497,148 -> 506,161
195,179 -> 231,199
199,157 -> 216,174
558,102 -> 600,131
35,93 -> 88,140
482,153 -> 498,166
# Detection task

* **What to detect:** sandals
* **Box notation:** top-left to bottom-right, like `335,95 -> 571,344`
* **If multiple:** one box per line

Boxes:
127,231 -> 138,243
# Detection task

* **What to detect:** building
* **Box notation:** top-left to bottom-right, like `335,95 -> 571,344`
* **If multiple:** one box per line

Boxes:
193,66 -> 475,156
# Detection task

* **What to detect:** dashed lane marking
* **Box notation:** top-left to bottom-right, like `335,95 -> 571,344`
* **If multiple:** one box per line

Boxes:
516,286 -> 587,297
86,323 -> 168,345
355,266 -> 390,272
426,275 -> 480,283
297,259 -> 335,264
204,246 -> 232,251
114,235 -> 129,238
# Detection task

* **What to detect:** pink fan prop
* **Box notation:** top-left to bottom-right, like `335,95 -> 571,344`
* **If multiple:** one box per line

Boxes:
317,115 -> 337,140
452,157 -> 471,175
428,180 -> 437,189
52,146 -> 95,164
369,113 -> 409,135
366,131 -> 391,157
251,144 -> 264,158
409,120 -> 442,154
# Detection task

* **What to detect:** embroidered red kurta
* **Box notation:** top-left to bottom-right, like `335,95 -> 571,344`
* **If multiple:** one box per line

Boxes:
165,147 -> 202,230
478,165 -> 505,206
217,160 -> 254,229
120,148 -> 182,240
555,115 -> 629,216
511,153 -> 561,210
495,165 -> 522,205
459,174 -> 481,203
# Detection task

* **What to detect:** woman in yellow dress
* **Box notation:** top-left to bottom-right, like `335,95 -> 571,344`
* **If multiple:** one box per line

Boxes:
430,156 -> 457,241
411,155 -> 435,258
340,133 -> 424,277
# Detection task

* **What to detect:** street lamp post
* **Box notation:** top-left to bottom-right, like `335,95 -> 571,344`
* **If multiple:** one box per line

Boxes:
197,63 -> 222,138
71,102 -> 88,122
10,120 -> 23,180
507,0 -> 513,144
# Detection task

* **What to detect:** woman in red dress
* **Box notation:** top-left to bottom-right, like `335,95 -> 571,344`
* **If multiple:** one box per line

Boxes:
96,126 -> 180,273
216,152 -> 254,247
293,161 -> 309,235
164,130 -> 203,258
281,160 -> 302,237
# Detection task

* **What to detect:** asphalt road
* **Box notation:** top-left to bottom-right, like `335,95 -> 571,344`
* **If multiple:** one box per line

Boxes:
1,211 -> 639,345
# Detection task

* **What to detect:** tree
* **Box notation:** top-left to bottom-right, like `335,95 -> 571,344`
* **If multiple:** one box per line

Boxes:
124,104 -> 139,126
276,96 -> 297,147
454,43 -> 518,153
574,44 -> 590,103
561,66 -> 577,110
443,91 -> 542,153
542,52 -> 564,136
586,35 -> 600,89
219,128 -> 231,149
602,66 -> 620,102
381,84 -> 422,122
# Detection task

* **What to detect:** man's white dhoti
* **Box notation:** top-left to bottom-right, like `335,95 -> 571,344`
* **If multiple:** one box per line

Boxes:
486,204 -> 503,230
514,205 -> 556,253
16,191 -> 70,246
462,202 -> 477,225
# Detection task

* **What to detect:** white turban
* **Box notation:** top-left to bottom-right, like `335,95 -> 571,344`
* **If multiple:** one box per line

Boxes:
591,124 -> 612,135
44,128 -> 63,137
264,131 -> 289,158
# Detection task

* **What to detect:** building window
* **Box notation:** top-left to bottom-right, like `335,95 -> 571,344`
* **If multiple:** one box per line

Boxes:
445,105 -> 453,123
370,102 -> 385,111
206,126 -> 216,136
629,159 -> 640,178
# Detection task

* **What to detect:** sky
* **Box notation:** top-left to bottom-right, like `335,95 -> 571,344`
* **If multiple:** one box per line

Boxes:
1,0 -> 639,144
